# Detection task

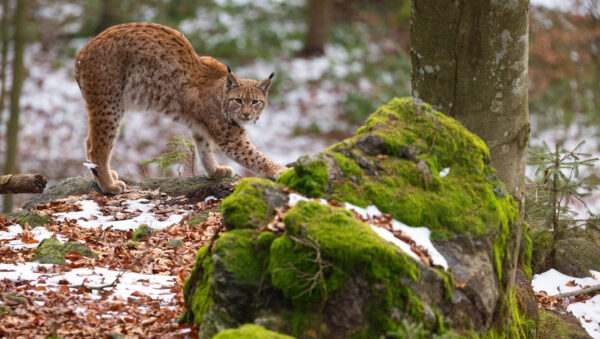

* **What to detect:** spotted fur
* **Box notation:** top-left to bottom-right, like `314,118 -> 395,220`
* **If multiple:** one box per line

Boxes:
75,23 -> 286,194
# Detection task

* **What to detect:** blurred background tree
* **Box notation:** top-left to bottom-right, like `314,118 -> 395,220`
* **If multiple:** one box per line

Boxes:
2,0 -> 27,213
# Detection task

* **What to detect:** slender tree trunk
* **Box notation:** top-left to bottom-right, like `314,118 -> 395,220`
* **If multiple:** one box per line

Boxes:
3,0 -> 27,213
300,0 -> 332,57
94,0 -> 116,35
411,0 -> 529,331
0,0 -> 10,123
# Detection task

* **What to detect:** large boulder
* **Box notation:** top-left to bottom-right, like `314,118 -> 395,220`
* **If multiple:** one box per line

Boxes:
182,98 -> 532,338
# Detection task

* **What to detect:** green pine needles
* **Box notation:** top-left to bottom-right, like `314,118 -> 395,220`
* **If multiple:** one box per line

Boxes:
140,136 -> 196,176
526,141 -> 599,247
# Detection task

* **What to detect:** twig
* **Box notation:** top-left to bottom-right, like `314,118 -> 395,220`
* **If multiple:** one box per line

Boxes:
555,284 -> 600,299
68,240 -> 160,290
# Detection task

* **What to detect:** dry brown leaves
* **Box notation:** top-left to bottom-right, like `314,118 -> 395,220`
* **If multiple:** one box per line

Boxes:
0,188 -> 226,338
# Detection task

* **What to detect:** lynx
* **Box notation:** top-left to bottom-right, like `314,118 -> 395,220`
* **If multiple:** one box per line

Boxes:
74,22 -> 286,194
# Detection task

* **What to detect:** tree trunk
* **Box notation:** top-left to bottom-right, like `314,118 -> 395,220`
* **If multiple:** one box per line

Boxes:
94,0 -> 116,35
0,0 -> 10,123
300,0 -> 332,57
0,174 -> 47,194
411,0 -> 529,330
3,0 -> 27,213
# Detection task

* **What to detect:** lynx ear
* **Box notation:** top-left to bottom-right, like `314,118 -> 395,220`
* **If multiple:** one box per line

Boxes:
226,66 -> 240,91
257,73 -> 274,94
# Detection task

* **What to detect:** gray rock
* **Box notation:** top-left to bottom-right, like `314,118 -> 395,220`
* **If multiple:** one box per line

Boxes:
554,238 -> 600,278
356,134 -> 387,156
22,173 -> 238,210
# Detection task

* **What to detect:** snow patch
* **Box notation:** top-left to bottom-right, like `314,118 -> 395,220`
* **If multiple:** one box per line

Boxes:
54,199 -> 190,231
532,269 -> 600,338
0,262 -> 176,302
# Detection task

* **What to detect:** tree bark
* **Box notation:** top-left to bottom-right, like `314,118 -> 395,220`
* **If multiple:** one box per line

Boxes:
0,0 -> 10,123
411,0 -> 530,330
3,0 -> 27,213
94,0 -> 117,35
0,174 -> 47,194
300,0 -> 332,57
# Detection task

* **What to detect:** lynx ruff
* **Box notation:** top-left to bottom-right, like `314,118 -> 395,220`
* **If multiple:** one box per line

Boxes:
74,22 -> 287,194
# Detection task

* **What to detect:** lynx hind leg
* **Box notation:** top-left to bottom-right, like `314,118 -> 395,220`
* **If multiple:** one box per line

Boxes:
193,134 -> 233,179
85,109 -> 126,194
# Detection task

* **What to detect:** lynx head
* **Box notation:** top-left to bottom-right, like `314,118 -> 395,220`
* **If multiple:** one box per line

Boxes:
224,66 -> 273,125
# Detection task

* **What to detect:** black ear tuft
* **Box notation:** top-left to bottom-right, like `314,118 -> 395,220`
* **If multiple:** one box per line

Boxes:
227,65 -> 232,73
268,72 -> 274,79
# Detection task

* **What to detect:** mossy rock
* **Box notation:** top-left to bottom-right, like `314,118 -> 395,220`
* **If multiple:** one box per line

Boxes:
183,98 -> 528,338
31,238 -> 65,264
31,238 -> 98,264
529,227 -> 553,275
132,223 -> 152,241
212,324 -> 295,339
554,237 -> 600,278
538,310 -> 589,339
15,211 -> 51,227
277,97 -> 518,240
166,239 -> 184,247
221,178 -> 287,229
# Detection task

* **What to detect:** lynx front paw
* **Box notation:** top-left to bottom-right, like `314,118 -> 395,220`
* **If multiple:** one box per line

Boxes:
209,166 -> 234,179
110,170 -> 119,181
101,180 -> 127,195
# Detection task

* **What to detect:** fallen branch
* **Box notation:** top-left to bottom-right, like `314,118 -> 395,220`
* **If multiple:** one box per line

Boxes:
555,284 -> 600,299
68,240 -> 159,290
0,174 -> 47,194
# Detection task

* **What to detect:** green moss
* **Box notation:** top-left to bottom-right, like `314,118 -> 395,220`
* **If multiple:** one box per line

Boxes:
538,310 -> 589,339
132,223 -> 152,241
31,238 -> 97,263
529,227 -> 552,274
277,157 -> 328,198
182,246 -> 214,324
166,239 -> 184,247
507,289 -> 536,339
520,223 -> 533,280
212,324 -> 294,339
31,238 -> 65,264
214,229 -> 263,284
269,201 -> 420,335
329,151 -> 362,178
123,241 -> 140,248
16,211 -> 51,227
435,269 -> 455,301
278,97 -> 519,241
60,242 -> 98,258
221,178 -> 283,229
257,231 -> 277,252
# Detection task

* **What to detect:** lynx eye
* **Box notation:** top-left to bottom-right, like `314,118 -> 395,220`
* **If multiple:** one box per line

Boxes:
252,100 -> 261,105
233,98 -> 243,105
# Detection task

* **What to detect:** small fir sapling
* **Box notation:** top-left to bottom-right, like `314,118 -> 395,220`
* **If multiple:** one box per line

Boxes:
525,141 -> 599,249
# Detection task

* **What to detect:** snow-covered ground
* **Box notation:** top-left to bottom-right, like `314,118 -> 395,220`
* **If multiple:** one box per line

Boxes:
532,269 -> 600,338
0,262 -> 177,305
